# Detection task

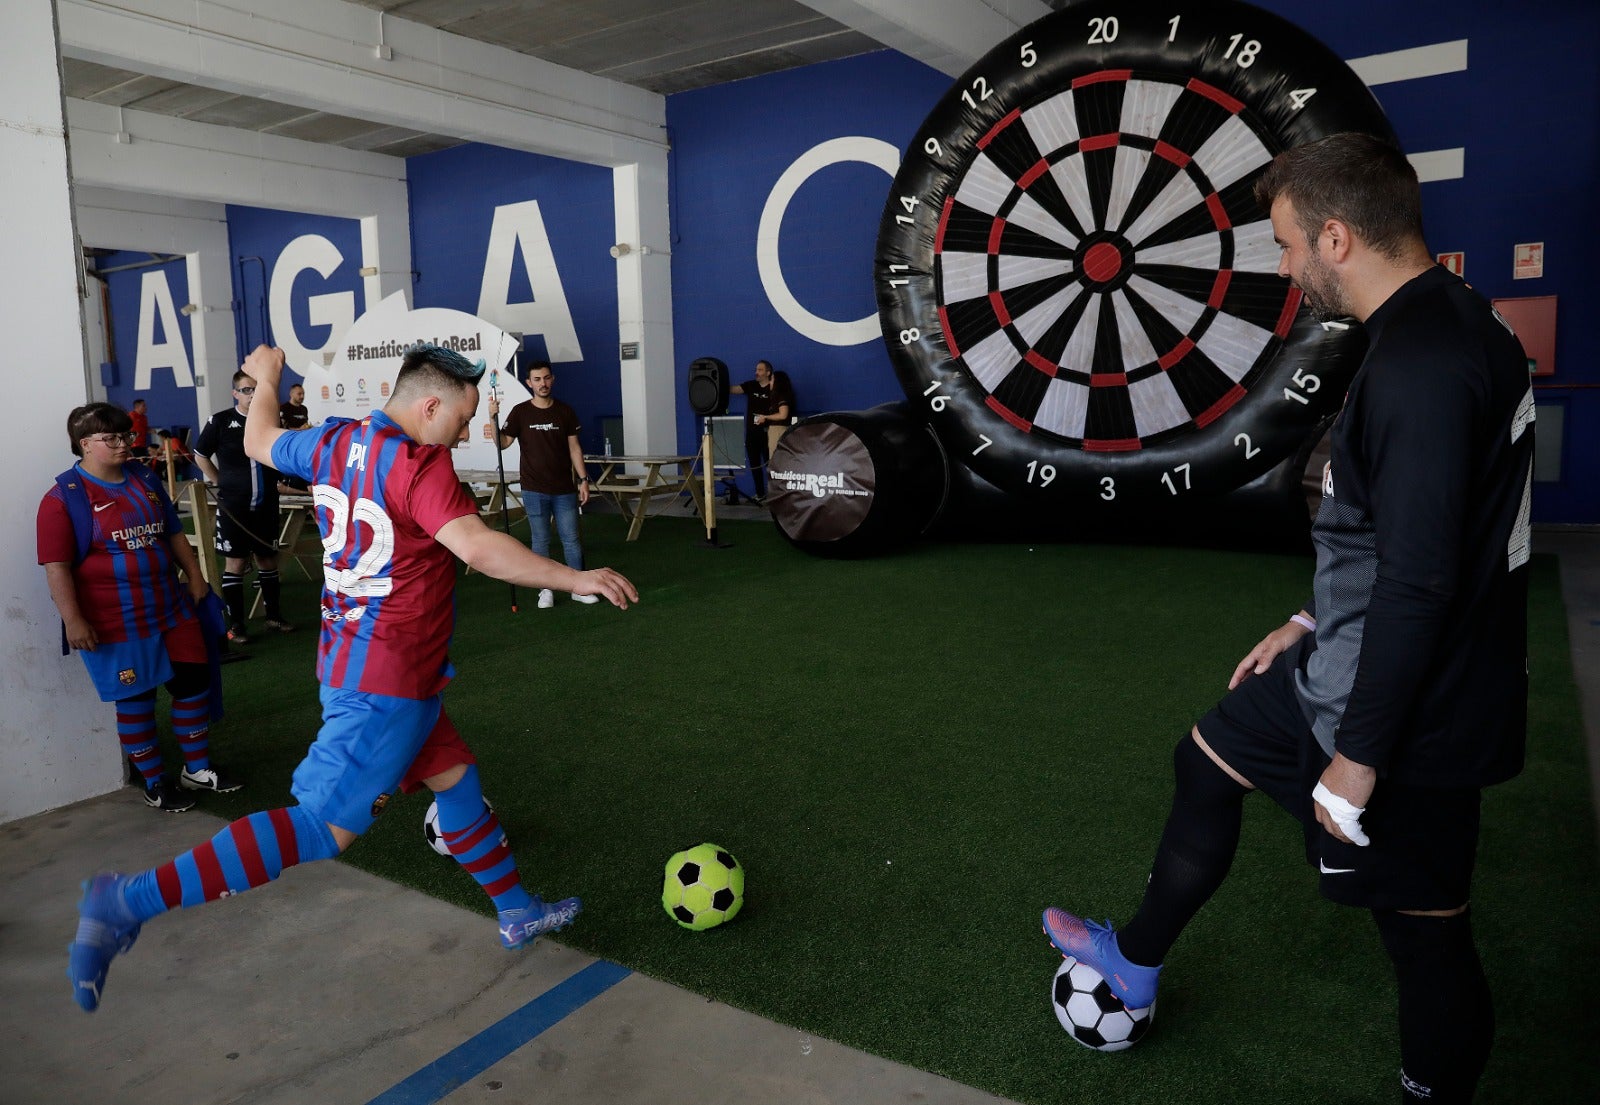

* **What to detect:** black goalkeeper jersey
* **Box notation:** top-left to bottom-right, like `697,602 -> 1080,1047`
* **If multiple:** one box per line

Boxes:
195,407 -> 278,510
1295,265 -> 1534,788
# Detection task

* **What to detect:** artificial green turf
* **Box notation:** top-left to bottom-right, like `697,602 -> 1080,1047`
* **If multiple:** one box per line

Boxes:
199,516 -> 1599,1104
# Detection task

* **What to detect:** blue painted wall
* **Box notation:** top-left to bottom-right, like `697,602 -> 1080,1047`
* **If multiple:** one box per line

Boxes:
225,204 -> 367,395
97,250 -> 194,439
406,143 -> 621,456
667,51 -> 947,444
663,4 -> 1599,522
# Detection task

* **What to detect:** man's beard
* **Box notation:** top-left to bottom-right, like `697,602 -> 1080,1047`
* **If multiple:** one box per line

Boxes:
1297,251 -> 1351,322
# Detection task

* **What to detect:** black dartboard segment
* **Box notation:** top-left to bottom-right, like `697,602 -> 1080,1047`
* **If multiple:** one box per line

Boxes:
877,0 -> 1392,508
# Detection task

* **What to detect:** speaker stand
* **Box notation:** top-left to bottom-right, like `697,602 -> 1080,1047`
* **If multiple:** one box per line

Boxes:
698,416 -> 732,549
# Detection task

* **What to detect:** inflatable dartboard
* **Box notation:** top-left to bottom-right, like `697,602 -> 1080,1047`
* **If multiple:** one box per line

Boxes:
876,0 -> 1391,511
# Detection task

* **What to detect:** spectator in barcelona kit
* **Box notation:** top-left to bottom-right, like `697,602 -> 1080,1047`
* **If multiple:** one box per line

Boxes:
37,403 -> 241,813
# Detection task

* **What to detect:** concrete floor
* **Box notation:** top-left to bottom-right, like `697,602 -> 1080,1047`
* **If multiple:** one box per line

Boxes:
2,528 -> 1594,1105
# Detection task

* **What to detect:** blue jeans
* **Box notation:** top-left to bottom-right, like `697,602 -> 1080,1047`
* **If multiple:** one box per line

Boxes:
522,491 -> 584,570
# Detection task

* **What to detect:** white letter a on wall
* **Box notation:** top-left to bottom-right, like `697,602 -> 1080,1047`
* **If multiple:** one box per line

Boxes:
135,270 -> 195,390
477,200 -> 583,363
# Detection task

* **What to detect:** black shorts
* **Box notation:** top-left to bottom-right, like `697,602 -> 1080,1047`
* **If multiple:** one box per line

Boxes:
1195,639 -> 1480,912
216,499 -> 280,560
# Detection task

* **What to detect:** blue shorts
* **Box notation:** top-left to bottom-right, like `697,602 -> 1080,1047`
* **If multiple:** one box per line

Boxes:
291,687 -> 445,834
80,616 -> 206,702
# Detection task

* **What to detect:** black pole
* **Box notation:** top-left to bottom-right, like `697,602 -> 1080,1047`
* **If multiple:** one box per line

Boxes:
488,367 -> 519,613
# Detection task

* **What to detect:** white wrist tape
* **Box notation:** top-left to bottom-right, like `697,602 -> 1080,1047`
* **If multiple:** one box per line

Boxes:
1312,781 -> 1370,846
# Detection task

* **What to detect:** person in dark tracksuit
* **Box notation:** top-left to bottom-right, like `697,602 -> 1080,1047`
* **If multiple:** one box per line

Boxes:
1042,133 -> 1533,1104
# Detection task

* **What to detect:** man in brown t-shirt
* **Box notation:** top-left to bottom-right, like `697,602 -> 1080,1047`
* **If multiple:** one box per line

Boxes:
489,360 -> 596,609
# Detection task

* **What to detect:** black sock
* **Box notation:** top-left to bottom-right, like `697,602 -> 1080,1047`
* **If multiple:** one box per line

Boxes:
1374,909 -> 1494,1104
1116,735 -> 1248,967
221,572 -> 247,629
259,569 -> 282,621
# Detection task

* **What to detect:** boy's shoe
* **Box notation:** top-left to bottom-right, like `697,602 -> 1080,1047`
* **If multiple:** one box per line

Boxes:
67,874 -> 141,1012
141,777 -> 196,812
263,617 -> 296,633
499,895 -> 583,950
536,589 -> 555,609
571,593 -> 599,604
228,625 -> 250,645
180,766 -> 243,793
1042,908 -> 1161,1011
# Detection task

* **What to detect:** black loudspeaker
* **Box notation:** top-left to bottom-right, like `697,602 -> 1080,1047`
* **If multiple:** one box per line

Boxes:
687,357 -> 729,417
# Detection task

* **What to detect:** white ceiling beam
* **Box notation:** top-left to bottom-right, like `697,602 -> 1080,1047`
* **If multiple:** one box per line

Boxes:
75,186 -> 229,252
796,0 -> 1051,77
58,0 -> 668,168
68,99 -> 410,219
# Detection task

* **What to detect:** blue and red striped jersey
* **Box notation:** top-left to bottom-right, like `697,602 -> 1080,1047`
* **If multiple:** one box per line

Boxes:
272,411 -> 479,699
37,465 -> 190,643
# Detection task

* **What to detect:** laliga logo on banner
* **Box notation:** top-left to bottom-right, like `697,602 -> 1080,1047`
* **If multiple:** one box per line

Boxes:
298,292 -> 530,476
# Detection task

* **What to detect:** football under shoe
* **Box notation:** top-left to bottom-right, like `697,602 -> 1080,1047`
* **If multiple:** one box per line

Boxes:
1042,907 -> 1161,1011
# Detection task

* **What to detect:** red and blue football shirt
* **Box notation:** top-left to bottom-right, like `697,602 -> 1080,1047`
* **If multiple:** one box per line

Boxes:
36,465 -> 190,643
272,411 -> 479,699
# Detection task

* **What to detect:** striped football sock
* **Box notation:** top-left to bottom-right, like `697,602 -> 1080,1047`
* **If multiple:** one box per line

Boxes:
170,692 -> 211,774
433,766 -> 532,913
114,692 -> 162,789
120,805 -> 340,920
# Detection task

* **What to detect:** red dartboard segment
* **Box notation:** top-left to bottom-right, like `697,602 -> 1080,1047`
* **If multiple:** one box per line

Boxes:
1194,384 -> 1249,428
985,395 -> 1033,433
934,195 -> 955,253
978,107 -> 1023,150
1207,270 -> 1233,309
1186,77 -> 1244,113
1274,287 -> 1305,338
1084,436 -> 1144,453
1073,69 -> 1132,88
1024,349 -> 1059,377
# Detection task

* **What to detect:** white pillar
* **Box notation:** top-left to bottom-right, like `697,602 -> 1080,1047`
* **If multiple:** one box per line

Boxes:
186,248 -> 236,417
361,212 -> 415,313
613,155 -> 678,456
0,1 -> 118,822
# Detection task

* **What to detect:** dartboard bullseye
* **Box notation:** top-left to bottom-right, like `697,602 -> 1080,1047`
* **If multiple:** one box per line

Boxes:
877,0 -> 1393,508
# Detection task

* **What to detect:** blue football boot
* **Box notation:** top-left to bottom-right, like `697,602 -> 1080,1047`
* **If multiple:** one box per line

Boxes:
499,895 -> 583,950
67,874 -> 142,1013
1043,907 -> 1161,1011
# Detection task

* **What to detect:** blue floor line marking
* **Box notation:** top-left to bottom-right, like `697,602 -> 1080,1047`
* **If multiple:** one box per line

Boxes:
366,959 -> 633,1105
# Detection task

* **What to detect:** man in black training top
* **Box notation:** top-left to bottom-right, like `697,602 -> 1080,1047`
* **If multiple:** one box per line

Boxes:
1042,132 -> 1534,1105
729,359 -> 776,502
195,368 -> 295,642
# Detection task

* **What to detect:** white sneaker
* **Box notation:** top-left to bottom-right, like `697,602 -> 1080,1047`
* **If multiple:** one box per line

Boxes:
572,593 -> 600,605
537,589 -> 555,609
